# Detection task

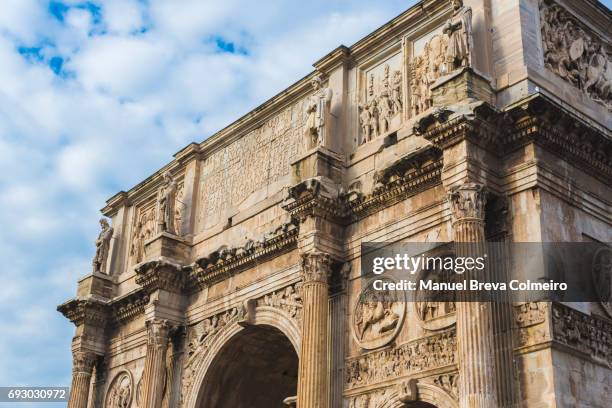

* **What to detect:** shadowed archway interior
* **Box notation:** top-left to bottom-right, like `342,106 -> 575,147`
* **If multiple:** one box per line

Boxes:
197,324 -> 298,408
406,402 -> 438,408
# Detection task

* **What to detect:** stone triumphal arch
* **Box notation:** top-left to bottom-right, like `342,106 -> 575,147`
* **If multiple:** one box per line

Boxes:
60,0 -> 611,407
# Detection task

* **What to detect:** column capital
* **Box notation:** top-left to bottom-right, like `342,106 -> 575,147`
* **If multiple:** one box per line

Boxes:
448,182 -> 487,223
300,252 -> 333,284
146,318 -> 171,347
71,351 -> 97,375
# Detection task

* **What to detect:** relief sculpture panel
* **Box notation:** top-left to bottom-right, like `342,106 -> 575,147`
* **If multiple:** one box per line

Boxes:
196,102 -> 306,231
540,0 -> 612,111
358,53 -> 404,144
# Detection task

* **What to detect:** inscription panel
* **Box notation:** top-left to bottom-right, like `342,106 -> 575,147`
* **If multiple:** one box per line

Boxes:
196,101 -> 307,232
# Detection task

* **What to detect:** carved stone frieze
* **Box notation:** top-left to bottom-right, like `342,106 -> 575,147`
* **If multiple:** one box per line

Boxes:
113,290 -> 150,324
540,0 -> 612,111
346,329 -> 457,389
410,34 -> 448,116
187,221 -> 298,289
104,370 -> 133,408
551,302 -> 612,366
352,277 -> 406,350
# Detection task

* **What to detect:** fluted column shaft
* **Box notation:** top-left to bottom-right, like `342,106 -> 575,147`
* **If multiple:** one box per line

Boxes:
142,319 -> 170,408
68,351 -> 96,408
297,252 -> 332,408
449,183 -> 498,408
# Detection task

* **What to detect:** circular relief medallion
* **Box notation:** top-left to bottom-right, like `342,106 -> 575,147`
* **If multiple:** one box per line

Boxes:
105,370 -> 133,408
592,246 -> 612,318
352,277 -> 406,350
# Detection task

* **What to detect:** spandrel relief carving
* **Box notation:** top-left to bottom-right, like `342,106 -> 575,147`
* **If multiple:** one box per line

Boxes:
540,0 -> 612,111
359,54 -> 403,145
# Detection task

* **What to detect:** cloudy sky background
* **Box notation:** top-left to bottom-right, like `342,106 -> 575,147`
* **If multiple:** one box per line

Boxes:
0,0 -> 610,405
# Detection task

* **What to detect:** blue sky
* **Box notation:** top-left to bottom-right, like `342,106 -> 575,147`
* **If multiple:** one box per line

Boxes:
0,0 -> 417,405
0,0 -> 610,407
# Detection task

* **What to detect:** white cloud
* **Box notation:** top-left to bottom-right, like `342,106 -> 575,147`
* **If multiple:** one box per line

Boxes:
0,0 -> 416,387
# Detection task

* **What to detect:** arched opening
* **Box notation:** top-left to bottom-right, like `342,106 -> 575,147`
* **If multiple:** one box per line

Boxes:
196,324 -> 298,408
405,403 -> 438,408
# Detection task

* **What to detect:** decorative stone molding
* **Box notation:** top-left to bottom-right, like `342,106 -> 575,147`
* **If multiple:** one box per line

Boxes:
347,378 -> 459,408
448,182 -> 487,223
58,298 -> 109,328
352,277 -> 406,350
551,302 -> 612,366
104,370 -> 133,408
135,258 -> 185,294
300,251 -> 333,283
187,221 -> 298,289
540,0 -> 612,111
417,101 -> 498,151
345,329 -> 457,389
503,95 -> 612,183
113,290 -> 150,324
283,178 -> 346,223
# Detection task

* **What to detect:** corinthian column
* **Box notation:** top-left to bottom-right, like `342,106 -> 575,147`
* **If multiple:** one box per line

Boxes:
68,351 -> 96,408
297,252 -> 332,408
448,183 -> 498,408
141,319 -> 170,408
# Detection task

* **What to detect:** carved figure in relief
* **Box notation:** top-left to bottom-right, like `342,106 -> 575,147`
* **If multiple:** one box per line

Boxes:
157,171 -> 177,235
353,278 -> 405,349
410,34 -> 448,116
540,0 -> 612,110
443,0 -> 472,72
92,218 -> 113,274
305,75 -> 332,148
359,64 -> 403,144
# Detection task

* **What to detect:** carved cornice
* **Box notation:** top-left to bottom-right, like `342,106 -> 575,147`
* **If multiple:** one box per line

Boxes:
135,257 -> 185,294
551,302 -> 612,367
418,103 -> 499,152
346,148 -> 443,220
187,221 -> 299,290
113,289 -> 150,324
301,252 -> 333,284
57,297 -> 110,328
502,95 -> 612,183
282,179 -> 347,223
